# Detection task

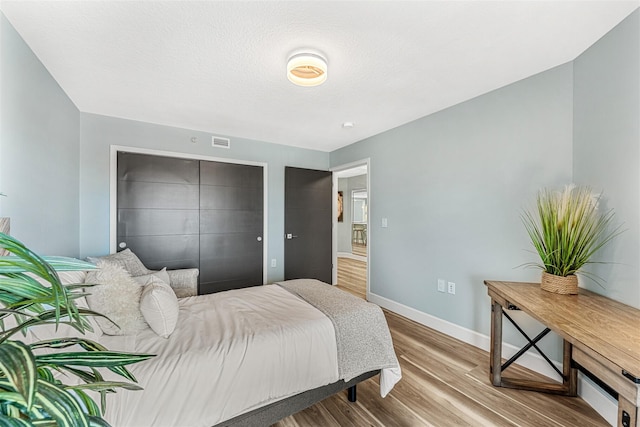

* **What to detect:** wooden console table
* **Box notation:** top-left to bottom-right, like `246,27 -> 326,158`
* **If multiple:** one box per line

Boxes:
485,280 -> 640,427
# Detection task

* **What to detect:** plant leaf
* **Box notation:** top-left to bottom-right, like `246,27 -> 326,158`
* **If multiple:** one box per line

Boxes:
0,234 -> 84,335
68,389 -> 102,418
33,379 -> 90,427
0,232 -> 150,424
68,382 -> 144,392
0,341 -> 37,410
34,350 -> 153,382
35,351 -> 154,368
0,414 -> 33,427
31,337 -> 108,352
37,366 -> 57,383
0,256 -> 96,274
1,308 -> 108,344
87,416 -> 111,427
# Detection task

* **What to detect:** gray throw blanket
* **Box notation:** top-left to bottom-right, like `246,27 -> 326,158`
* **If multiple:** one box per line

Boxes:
276,279 -> 400,383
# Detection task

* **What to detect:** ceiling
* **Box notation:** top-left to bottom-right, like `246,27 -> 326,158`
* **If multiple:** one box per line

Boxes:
1,1 -> 638,152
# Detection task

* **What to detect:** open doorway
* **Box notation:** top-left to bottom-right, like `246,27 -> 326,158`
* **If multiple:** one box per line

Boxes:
351,189 -> 367,258
332,160 -> 369,300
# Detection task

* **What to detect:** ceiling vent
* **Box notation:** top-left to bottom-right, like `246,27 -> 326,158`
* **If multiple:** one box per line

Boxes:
212,136 -> 231,149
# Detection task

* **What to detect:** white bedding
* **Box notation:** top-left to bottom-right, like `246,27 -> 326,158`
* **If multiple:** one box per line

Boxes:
99,285 -> 339,427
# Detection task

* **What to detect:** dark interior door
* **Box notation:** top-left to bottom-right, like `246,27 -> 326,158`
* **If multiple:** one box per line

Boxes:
199,161 -> 264,294
117,152 -> 200,270
284,167 -> 332,283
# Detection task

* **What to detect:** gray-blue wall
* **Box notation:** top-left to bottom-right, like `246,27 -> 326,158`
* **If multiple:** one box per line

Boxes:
0,13 -> 80,256
331,63 -> 574,342
79,113 -> 329,282
573,9 -> 640,308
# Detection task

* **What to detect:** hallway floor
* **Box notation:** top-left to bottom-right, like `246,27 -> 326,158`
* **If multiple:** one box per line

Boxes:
336,257 -> 366,299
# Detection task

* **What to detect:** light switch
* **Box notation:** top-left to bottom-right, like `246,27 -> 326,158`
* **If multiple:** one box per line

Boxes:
382,218 -> 388,228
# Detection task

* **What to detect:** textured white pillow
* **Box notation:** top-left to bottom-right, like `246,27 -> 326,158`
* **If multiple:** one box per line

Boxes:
139,277 -> 179,338
57,272 -> 104,338
87,249 -> 151,277
85,261 -> 147,335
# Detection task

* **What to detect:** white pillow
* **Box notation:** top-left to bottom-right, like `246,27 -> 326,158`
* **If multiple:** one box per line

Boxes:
25,270 -> 87,288
139,277 -> 179,338
132,268 -> 170,287
85,261 -> 147,336
173,288 -> 196,299
24,270 -> 103,339
29,296 -> 103,343
54,270 -> 88,285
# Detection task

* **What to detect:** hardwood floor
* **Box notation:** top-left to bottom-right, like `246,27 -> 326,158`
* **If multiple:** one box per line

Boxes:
352,243 -> 367,257
273,260 -> 608,427
336,257 -> 367,299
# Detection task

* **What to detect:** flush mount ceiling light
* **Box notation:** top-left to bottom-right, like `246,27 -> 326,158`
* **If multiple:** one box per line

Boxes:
287,52 -> 327,87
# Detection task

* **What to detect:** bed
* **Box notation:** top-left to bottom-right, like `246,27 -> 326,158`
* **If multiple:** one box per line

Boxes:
93,278 -> 401,426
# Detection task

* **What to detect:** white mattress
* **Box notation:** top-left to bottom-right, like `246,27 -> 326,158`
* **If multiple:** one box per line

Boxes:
99,285 -> 339,427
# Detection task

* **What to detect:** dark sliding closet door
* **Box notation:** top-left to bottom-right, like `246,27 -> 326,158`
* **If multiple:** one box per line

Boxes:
117,152 -> 200,270
199,161 -> 264,294
117,152 -> 264,294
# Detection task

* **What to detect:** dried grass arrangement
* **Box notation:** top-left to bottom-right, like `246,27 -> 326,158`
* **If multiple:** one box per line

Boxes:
522,184 -> 622,294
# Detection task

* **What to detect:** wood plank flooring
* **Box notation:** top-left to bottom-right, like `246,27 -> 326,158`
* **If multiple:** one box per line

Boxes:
272,259 -> 608,427
336,257 -> 367,299
352,243 -> 367,257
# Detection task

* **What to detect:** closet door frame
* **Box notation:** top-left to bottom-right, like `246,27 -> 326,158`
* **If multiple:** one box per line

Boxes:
109,145 -> 268,284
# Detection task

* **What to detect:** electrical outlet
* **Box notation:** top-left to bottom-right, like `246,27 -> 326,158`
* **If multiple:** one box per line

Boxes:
447,281 -> 456,295
437,279 -> 446,292
271,259 -> 277,268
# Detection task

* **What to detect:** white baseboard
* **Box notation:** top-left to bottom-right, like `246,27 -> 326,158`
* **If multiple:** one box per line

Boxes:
368,292 -> 618,426
577,374 -> 618,426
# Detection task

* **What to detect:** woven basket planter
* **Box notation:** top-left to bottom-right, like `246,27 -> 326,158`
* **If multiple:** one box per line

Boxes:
541,271 -> 578,295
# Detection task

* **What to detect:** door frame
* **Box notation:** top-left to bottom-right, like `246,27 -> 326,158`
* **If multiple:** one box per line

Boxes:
109,145 -> 269,284
330,158 -> 370,299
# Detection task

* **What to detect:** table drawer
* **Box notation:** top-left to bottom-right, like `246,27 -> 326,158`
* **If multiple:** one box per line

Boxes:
573,344 -> 640,406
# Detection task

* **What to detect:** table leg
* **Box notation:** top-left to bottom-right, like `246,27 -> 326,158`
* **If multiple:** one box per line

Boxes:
562,339 -> 578,396
490,299 -> 503,386
618,396 -> 637,427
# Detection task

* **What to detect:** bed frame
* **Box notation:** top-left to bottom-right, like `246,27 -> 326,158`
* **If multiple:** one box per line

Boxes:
215,370 -> 379,426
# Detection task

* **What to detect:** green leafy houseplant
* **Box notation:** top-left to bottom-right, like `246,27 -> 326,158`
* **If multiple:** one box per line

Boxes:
0,232 -> 153,426
522,184 -> 621,293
